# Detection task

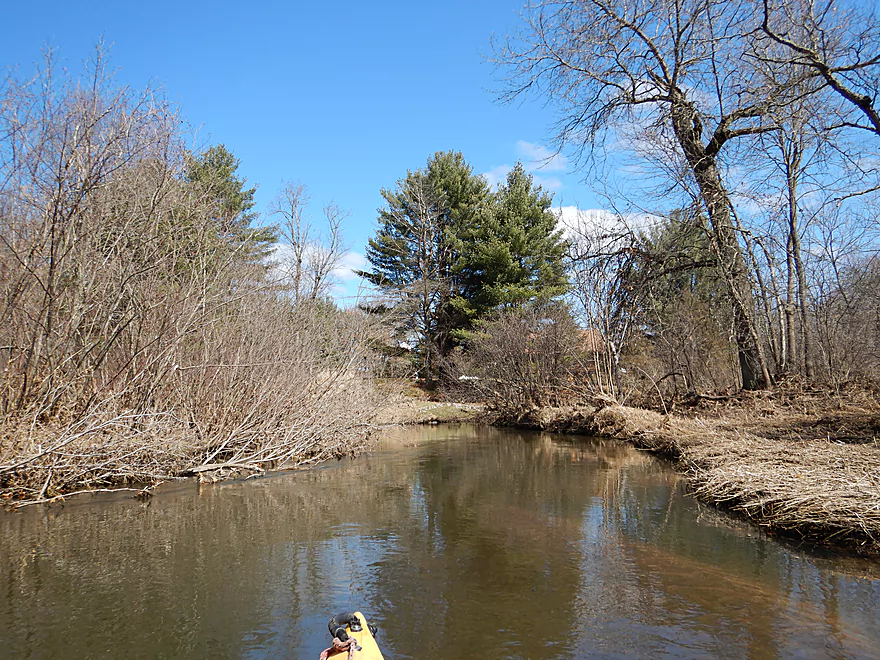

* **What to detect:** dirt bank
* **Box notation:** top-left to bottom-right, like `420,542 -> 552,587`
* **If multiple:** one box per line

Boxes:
368,378 -> 487,426
496,390 -> 880,556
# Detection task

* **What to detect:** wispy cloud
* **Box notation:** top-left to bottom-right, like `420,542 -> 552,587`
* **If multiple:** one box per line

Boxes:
333,250 -> 366,281
515,140 -> 568,172
532,175 -> 563,191
483,164 -> 512,189
483,140 -> 569,191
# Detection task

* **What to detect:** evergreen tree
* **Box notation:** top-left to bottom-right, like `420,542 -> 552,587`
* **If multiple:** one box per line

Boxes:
360,152 -> 490,382
184,144 -> 276,259
361,153 -> 568,381
453,163 -> 568,329
620,212 -> 735,389
626,211 -> 725,320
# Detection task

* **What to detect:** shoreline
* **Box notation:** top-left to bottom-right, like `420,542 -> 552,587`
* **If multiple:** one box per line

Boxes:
5,388 -> 879,560
488,399 -> 880,558
378,384 -> 880,558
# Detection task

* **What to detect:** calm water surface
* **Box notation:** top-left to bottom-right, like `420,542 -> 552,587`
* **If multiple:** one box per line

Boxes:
1,425 -> 878,659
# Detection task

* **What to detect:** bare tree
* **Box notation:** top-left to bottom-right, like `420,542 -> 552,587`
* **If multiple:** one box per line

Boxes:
494,0 -> 791,388
762,101 -> 823,378
270,182 -> 350,302
760,0 -> 880,138
0,47 -> 380,504
742,11 -> 879,381
564,211 -> 643,399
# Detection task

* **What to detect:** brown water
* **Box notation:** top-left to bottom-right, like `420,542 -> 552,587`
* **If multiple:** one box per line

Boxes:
1,425 -> 878,659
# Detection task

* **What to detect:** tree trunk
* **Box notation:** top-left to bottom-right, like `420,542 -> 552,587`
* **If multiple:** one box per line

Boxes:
785,233 -> 797,373
784,144 -> 815,380
670,99 -> 771,390
790,212 -> 815,380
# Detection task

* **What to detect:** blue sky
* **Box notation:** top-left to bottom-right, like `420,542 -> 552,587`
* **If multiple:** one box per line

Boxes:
3,0 -> 608,301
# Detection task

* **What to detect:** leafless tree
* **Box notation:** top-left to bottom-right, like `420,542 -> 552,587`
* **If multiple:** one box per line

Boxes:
759,0 -> 880,138
758,99 -> 825,378
270,182 -> 350,302
0,47 -> 380,504
456,303 -> 585,412
495,0 -> 785,388
564,211 -> 643,398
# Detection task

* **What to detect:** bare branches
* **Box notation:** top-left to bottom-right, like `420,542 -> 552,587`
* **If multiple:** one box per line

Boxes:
760,0 -> 880,136
497,0 -> 792,388
0,50 -> 381,505
270,182 -> 351,303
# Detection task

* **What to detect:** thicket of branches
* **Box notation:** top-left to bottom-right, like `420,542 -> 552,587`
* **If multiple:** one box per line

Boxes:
0,50 -> 378,504
481,0 -> 880,405
445,303 -> 589,410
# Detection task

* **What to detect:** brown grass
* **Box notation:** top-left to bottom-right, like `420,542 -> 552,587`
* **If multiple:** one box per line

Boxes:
372,382 -> 485,425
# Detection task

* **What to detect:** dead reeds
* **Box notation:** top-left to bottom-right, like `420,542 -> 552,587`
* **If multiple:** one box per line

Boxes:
607,404 -> 880,553
686,434 -> 880,548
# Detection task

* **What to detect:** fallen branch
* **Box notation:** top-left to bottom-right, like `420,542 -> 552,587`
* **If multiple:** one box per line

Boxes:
13,487 -> 151,509
184,461 -> 266,474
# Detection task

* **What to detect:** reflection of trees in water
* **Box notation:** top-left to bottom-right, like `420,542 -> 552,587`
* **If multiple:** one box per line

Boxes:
370,430 -> 639,658
1,426 -> 878,659
570,445 -> 880,658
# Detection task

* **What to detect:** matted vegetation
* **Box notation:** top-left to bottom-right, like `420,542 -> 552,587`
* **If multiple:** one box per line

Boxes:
0,51 -> 380,506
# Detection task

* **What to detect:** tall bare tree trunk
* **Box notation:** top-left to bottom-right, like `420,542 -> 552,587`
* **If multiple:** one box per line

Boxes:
788,195 -> 815,380
781,137 -> 815,380
784,232 -> 797,373
670,99 -> 771,390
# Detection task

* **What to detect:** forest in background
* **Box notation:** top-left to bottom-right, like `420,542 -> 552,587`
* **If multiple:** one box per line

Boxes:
3,0 -> 880,504
416,0 -> 880,413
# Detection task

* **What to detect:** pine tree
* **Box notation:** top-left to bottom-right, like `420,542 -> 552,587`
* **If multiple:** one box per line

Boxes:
453,163 -> 568,329
184,144 -> 276,260
360,153 -> 490,382
361,154 -> 568,381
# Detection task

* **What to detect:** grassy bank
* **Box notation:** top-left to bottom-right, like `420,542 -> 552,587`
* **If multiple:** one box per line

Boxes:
373,386 -> 485,426
493,390 -> 880,556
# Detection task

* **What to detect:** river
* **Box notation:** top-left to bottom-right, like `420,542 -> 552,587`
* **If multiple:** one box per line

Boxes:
1,424 -> 878,658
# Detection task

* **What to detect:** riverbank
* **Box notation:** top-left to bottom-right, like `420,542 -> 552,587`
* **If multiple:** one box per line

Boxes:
372,381 -> 486,425
495,387 -> 880,556
5,374 -> 878,558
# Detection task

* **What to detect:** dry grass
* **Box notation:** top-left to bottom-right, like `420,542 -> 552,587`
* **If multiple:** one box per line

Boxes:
687,434 -> 880,549
372,382 -> 485,425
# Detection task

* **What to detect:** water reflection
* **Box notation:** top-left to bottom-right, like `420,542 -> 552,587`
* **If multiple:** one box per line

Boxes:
0,425 -> 877,658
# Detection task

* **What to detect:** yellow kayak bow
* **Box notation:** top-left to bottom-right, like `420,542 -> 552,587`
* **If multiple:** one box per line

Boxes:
321,611 -> 385,659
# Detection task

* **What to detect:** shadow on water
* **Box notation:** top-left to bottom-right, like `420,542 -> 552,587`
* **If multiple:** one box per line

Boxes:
1,424 -> 878,659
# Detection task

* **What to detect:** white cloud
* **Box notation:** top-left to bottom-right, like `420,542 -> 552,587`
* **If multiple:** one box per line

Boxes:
532,175 -> 563,191
515,140 -> 568,172
483,140 -> 570,192
333,250 -> 366,281
483,164 -> 512,189
555,206 -> 662,251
